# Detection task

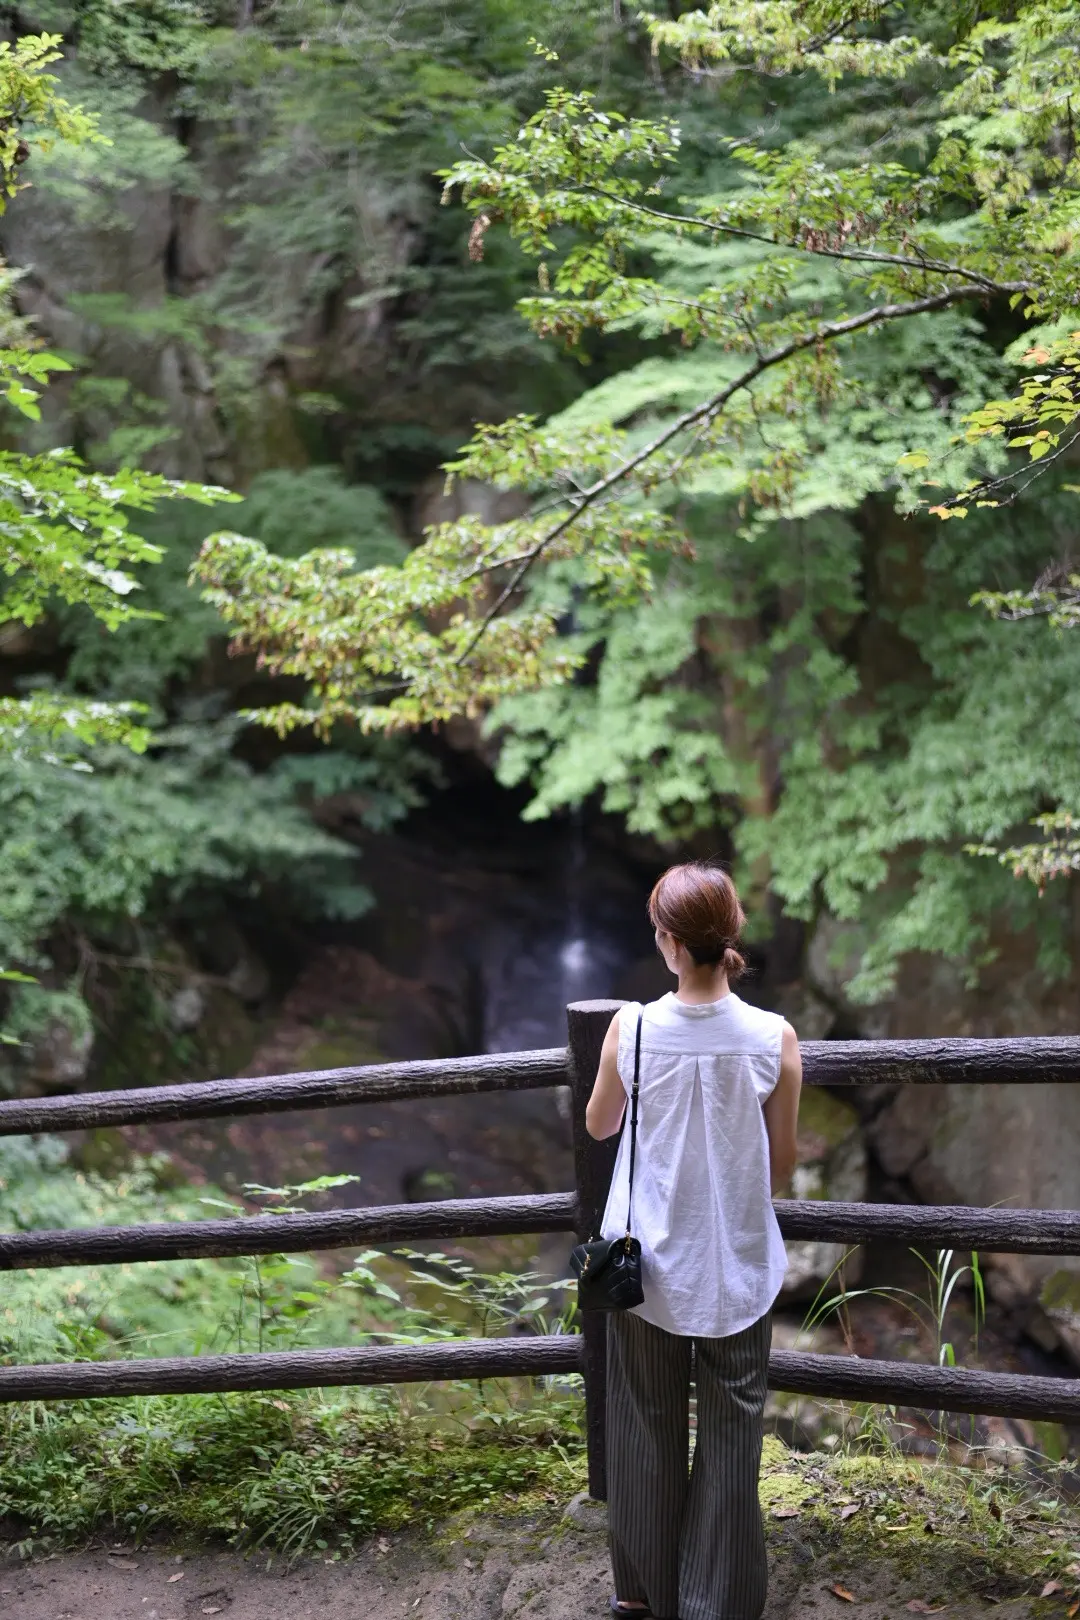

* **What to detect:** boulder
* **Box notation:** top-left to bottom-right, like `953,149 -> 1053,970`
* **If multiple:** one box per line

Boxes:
165,982 -> 207,1033
21,1011 -> 94,1090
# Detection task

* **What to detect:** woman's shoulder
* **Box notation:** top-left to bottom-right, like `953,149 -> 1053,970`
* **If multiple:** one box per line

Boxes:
726,994 -> 787,1043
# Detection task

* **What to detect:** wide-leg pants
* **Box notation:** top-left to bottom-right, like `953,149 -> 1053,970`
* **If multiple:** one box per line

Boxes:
607,1309 -> 771,1620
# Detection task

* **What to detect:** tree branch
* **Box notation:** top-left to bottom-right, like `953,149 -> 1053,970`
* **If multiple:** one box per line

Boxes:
580,186 -> 1023,296
454,283 -> 986,668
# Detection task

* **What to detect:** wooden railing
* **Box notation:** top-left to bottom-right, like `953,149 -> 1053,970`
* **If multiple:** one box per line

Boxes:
1,997 -> 1079,1499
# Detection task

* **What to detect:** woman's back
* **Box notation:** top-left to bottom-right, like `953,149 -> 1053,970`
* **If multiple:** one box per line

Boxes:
600,990 -> 787,1338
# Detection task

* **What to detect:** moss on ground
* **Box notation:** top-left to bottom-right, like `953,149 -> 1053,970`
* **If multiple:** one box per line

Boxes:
761,1435 -> 1080,1606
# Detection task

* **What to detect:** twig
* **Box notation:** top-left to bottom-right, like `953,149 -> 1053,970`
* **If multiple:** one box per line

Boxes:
934,424 -> 1080,510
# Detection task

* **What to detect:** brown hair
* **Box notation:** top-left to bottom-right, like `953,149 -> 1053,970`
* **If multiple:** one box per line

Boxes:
648,862 -> 747,978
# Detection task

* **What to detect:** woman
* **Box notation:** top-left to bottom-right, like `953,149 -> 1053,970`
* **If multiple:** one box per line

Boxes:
586,862 -> 802,1620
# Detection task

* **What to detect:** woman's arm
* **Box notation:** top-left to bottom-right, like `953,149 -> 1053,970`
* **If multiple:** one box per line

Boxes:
585,1013 -> 627,1140
762,1021 -> 802,1193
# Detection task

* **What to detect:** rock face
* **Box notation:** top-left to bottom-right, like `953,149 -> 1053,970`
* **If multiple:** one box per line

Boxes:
0,84 -> 234,483
867,1080 -> 1080,1365
813,918 -> 1080,1369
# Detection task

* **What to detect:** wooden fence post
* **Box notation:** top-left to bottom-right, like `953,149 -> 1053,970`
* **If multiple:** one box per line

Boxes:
567,997 -> 625,1502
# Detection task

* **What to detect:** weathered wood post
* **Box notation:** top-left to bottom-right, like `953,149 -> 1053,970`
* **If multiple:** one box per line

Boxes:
567,997 -> 625,1502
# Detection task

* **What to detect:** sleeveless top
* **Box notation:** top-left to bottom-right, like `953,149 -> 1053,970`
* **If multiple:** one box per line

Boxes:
598,991 -> 787,1338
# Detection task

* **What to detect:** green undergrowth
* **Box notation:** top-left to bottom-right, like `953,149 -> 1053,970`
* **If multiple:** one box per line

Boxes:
760,1434 -> 1080,1604
0,1137 -> 575,1366
0,1383 -> 588,1559
3,1401 -> 1080,1589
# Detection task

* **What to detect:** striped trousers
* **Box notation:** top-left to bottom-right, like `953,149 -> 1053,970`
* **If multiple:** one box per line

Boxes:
606,1309 -> 771,1620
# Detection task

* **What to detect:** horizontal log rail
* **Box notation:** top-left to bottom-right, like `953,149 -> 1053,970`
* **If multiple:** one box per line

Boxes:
0,1336 -> 584,1401
2,1036 -> 1080,1141
0,1192 -> 580,1269
4,1195 -> 1079,1272
0,1338 -> 1075,1425
769,1349 -> 1080,1425
0,1047 -> 569,1137
774,1198 -> 1080,1253
801,1035 -> 1080,1088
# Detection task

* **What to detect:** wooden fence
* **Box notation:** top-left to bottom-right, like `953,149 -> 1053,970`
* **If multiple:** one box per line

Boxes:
1,997 -> 1079,1499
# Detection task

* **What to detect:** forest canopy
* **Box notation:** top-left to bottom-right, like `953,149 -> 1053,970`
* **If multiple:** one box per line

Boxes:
1,0 -> 1079,1040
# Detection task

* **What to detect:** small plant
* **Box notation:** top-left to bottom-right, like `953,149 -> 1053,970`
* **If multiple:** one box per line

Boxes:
797,1244 -> 988,1457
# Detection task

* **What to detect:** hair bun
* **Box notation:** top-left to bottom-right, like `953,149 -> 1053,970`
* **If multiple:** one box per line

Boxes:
647,862 -> 747,976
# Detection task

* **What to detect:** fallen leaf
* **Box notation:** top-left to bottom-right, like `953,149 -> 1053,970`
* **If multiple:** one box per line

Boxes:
989,1499 -> 1003,1521
906,1602 -> 947,1613
1065,1565 -> 1080,1577
108,1558 -> 138,1571
831,1585 -> 856,1602
428,1439 -> 445,1452
771,1506 -> 801,1519
168,1573 -> 185,1584
840,1504 -> 862,1521
1066,1603 -> 1078,1620
271,1399 -> 289,1411
202,1609 -> 222,1617
463,1558 -> 474,1569
377,1538 -> 391,1555
1041,1582 -> 1064,1598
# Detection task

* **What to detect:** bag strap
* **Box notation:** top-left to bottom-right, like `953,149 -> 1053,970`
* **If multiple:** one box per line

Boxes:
624,1007 -> 643,1239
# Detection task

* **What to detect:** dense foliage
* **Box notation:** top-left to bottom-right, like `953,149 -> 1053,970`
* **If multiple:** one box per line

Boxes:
193,0 -> 1080,1000
0,1 -> 662,1069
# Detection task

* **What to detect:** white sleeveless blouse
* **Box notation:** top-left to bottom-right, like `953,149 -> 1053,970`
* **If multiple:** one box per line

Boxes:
599,991 -> 787,1338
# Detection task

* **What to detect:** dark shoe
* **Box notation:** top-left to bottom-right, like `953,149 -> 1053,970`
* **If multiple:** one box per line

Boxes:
610,1601 -> 651,1618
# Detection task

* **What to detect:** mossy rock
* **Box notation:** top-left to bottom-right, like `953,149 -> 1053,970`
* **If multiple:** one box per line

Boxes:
1041,1269 -> 1080,1316
796,1086 -> 862,1153
1039,1266 -> 1080,1365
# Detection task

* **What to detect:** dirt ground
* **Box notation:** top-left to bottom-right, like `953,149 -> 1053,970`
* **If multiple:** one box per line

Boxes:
0,1502 -> 1040,1620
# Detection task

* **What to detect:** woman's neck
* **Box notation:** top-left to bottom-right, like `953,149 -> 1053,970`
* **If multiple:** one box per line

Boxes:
674,963 -> 731,1005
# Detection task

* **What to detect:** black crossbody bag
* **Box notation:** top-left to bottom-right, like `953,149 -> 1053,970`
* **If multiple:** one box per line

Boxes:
569,1008 -> 645,1312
